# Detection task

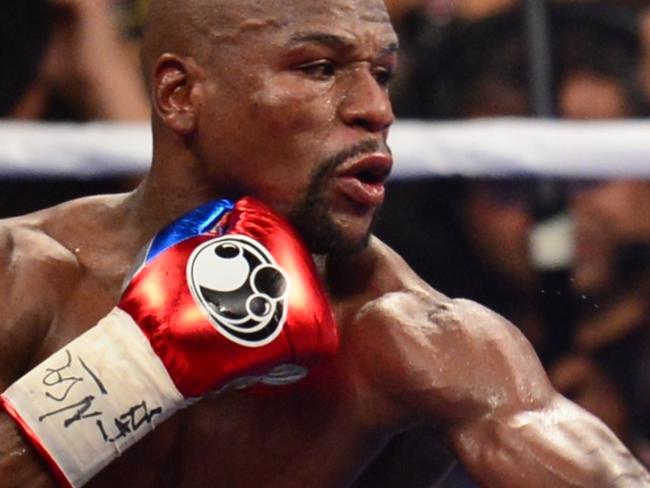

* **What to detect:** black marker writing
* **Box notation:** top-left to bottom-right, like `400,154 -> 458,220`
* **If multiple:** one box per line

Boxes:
38,395 -> 102,427
97,401 -> 163,443
42,350 -> 83,402
79,356 -> 108,395
39,352 -> 109,428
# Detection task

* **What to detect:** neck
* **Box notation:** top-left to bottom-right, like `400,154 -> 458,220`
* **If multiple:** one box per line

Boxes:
323,243 -> 381,299
125,140 -> 226,240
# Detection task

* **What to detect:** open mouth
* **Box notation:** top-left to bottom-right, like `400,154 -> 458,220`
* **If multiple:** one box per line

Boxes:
338,152 -> 392,182
334,152 -> 393,207
354,165 -> 391,185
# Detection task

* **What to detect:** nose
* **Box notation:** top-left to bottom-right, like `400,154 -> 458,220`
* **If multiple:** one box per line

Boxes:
339,68 -> 394,133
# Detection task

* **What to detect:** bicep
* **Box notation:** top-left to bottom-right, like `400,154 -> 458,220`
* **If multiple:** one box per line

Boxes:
430,301 -> 650,486
357,294 -> 555,424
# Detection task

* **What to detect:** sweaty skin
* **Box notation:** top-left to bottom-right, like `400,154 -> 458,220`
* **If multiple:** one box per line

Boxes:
1,0 -> 650,487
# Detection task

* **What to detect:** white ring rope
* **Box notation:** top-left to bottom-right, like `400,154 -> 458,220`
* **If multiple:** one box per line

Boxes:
1,118 -> 649,179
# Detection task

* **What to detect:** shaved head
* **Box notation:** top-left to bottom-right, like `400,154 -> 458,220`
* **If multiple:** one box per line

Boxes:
141,0 -> 391,78
142,0 -> 282,73
141,0 -> 222,77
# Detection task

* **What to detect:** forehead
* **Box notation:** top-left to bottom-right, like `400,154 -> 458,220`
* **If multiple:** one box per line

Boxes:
267,0 -> 391,23
211,0 -> 395,46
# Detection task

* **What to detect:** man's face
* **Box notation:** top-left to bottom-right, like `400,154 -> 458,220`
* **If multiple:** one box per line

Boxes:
193,0 -> 398,255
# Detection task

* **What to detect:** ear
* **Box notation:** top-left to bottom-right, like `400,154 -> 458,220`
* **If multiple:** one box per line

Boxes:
152,53 -> 204,136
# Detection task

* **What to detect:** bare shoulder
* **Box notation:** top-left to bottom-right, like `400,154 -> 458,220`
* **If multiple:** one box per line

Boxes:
345,237 -> 554,425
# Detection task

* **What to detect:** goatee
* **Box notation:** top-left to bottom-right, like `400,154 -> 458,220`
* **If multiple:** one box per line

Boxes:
289,140 -> 385,256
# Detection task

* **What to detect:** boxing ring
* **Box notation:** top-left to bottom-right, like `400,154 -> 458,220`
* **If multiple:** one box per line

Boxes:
1,118 -> 649,488
1,118 -> 650,179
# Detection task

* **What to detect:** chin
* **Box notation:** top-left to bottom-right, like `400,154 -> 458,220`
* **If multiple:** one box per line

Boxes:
307,227 -> 371,256
294,214 -> 372,256
288,187 -> 380,256
330,212 -> 377,254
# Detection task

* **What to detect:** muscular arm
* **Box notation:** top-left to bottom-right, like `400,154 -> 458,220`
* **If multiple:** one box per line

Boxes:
0,226 -> 59,487
443,300 -> 649,487
452,392 -> 646,487
354,288 -> 650,487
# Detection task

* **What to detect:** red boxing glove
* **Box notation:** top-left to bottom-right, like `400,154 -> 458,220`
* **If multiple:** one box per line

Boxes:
1,197 -> 338,487
120,196 -> 338,396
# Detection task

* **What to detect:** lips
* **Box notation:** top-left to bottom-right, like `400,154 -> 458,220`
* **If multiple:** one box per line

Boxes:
334,152 -> 393,208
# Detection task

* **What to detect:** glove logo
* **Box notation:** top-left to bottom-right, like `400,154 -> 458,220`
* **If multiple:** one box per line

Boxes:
187,235 -> 289,347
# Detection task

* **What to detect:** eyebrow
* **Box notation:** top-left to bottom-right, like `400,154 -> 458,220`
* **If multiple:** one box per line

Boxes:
286,31 -> 399,55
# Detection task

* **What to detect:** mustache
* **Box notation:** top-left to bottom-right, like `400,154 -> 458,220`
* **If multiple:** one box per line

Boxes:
314,139 -> 391,180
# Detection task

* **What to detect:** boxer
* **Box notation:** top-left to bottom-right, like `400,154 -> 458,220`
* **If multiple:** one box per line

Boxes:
1,0 -> 650,486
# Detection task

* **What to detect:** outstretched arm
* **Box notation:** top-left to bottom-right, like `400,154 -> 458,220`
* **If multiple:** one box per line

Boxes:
450,388 -> 648,487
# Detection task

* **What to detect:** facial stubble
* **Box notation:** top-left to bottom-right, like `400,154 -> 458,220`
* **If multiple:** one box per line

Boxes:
288,140 -> 385,256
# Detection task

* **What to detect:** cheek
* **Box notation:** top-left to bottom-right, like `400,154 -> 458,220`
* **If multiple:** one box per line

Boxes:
239,81 -> 338,197
251,76 -> 337,140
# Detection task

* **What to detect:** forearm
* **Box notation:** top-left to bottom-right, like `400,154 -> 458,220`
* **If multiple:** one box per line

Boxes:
0,411 -> 57,488
1,309 -> 186,487
450,395 -> 650,488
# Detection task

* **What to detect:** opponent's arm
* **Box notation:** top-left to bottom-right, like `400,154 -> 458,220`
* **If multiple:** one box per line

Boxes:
358,289 -> 650,487
0,199 -> 338,488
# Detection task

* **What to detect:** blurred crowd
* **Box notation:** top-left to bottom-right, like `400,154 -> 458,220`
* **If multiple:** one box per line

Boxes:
2,0 -> 148,121
0,0 -> 149,213
3,0 -> 650,486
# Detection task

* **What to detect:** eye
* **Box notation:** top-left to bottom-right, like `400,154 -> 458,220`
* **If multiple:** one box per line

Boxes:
373,66 -> 395,88
297,60 -> 336,79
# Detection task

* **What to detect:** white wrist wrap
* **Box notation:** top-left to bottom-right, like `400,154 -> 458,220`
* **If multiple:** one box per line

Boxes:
2,308 -> 185,487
